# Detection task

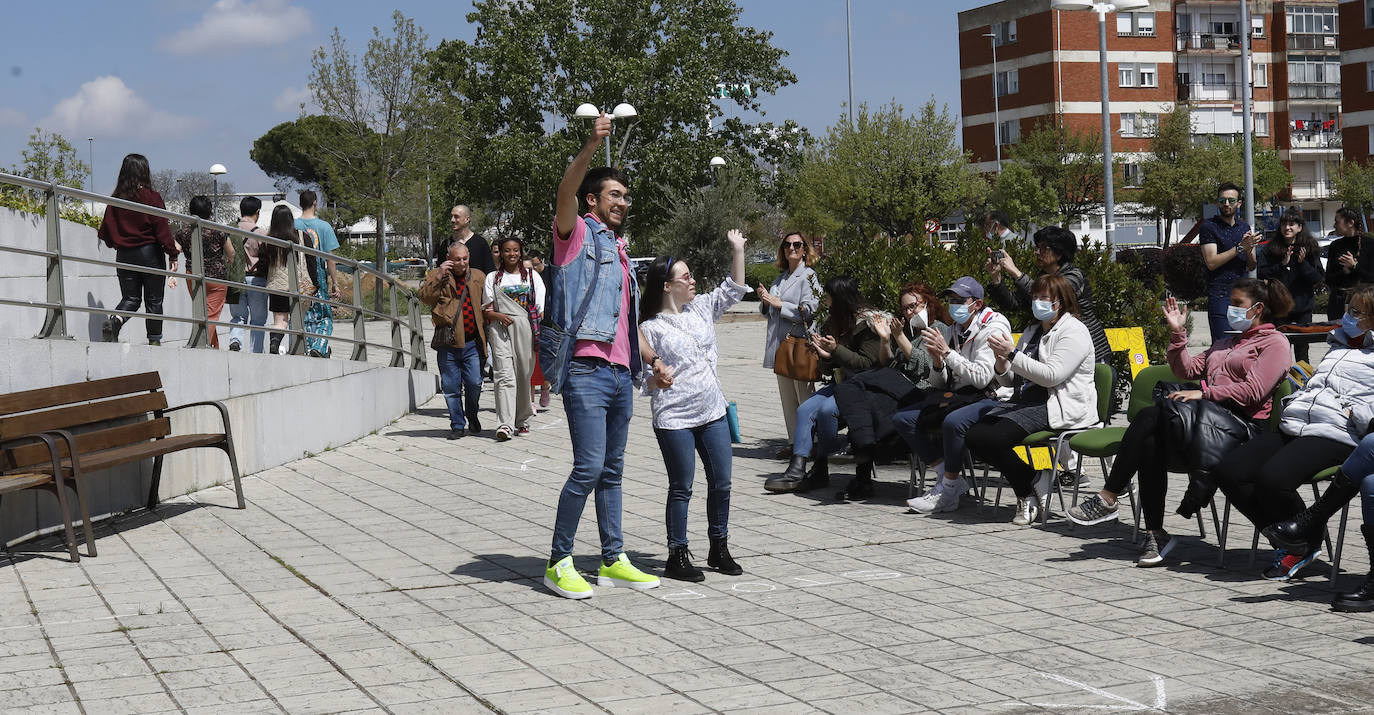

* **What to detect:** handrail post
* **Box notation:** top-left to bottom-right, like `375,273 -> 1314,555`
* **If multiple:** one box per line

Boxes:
286,246 -> 306,355
351,271 -> 367,361
389,279 -> 404,368
35,187 -> 69,339
409,296 -> 425,370
187,222 -> 209,348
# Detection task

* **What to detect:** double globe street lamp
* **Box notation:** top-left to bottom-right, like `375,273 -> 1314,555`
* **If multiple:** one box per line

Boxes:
1048,0 -> 1148,250
575,102 -> 638,167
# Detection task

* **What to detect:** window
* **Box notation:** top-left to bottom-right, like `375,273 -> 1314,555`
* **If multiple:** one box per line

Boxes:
1117,11 -> 1155,36
1287,6 -> 1337,34
1253,112 -> 1269,136
1210,20 -> 1237,36
996,69 -> 1019,96
1253,63 -> 1267,88
1118,63 -> 1157,88
1368,0 -> 1374,28
1367,61 -> 1374,91
1251,17 -> 1264,38
1120,112 -> 1158,137
993,20 -> 1017,45
1289,55 -> 1341,84
998,119 -> 1020,146
1123,163 -> 1143,187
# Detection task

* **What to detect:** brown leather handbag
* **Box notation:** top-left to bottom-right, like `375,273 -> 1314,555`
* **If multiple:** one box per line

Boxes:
773,333 -> 820,382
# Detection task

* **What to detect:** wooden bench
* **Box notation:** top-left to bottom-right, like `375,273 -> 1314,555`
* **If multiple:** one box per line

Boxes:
0,433 -> 87,561
0,372 -> 244,561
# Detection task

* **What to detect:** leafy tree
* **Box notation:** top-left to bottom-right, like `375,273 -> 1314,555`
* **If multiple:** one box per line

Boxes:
1330,159 -> 1374,217
249,116 -> 348,195
989,162 -> 1057,232
1003,120 -> 1108,227
647,168 -> 763,284
306,11 -> 449,309
150,169 -> 238,219
425,0 -> 798,247
8,129 -> 90,206
786,100 -> 988,243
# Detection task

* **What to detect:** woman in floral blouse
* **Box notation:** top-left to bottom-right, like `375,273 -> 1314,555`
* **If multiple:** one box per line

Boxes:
174,195 -> 234,348
638,229 -> 749,582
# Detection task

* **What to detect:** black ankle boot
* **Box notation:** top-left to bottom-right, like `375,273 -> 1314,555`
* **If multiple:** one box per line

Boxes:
1175,474 -> 1217,519
1333,524 -> 1374,613
1264,469 -> 1362,556
837,459 -> 875,501
269,333 -> 284,355
664,546 -> 704,582
764,454 -> 808,493
796,456 -> 829,493
707,537 -> 742,575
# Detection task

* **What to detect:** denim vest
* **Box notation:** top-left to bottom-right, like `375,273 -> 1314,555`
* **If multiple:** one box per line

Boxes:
545,214 -> 642,377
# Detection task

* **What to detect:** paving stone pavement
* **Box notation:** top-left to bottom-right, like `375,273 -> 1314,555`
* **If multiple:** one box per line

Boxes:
3,315 -> 1372,714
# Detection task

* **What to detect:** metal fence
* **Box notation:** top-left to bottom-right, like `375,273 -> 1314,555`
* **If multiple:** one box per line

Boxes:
0,171 -> 427,370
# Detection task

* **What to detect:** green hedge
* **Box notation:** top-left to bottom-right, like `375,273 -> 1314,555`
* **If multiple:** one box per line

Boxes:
740,262 -> 781,301
0,190 -> 101,228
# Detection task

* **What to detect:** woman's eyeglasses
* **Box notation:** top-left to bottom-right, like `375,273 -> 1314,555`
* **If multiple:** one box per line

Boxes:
784,241 -> 805,250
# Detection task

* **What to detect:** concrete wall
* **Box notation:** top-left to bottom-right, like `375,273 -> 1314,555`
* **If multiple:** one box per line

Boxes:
0,336 -> 436,547
0,207 -> 203,344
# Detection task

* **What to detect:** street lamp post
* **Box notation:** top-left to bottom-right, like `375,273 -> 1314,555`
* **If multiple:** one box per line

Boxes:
983,32 -> 1002,172
575,102 -> 639,167
1050,0 -> 1148,251
209,163 -> 227,223
709,156 -> 725,187
86,137 -> 95,212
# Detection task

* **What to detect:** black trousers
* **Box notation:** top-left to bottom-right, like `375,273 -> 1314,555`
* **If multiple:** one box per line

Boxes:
1102,404 -> 1172,530
114,244 -> 167,340
1212,432 -> 1352,529
965,417 -> 1037,498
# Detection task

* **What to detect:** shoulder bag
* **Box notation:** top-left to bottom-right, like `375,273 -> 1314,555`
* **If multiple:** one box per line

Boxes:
772,269 -> 821,382
538,239 -> 603,394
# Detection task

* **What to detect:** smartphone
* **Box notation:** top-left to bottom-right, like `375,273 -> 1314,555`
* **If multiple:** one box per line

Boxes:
991,249 -> 1005,262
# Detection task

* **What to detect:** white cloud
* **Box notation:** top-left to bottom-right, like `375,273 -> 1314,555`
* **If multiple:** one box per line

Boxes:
162,0 -> 310,55
41,76 -> 199,139
0,108 -> 26,127
272,85 -> 314,114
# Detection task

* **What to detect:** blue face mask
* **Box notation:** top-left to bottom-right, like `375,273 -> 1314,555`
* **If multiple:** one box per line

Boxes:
1031,300 -> 1057,322
1226,305 -> 1254,332
1343,312 -> 1363,336
949,302 -> 972,325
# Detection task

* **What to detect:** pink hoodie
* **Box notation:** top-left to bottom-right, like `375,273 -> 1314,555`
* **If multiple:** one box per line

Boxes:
1166,323 -> 1291,421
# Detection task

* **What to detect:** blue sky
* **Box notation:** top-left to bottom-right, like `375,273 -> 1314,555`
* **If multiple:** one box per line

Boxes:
0,0 -> 990,196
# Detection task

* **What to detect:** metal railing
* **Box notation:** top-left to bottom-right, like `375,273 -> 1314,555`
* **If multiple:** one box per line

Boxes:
1176,31 -> 1242,51
1288,82 -> 1341,101
0,171 -> 427,371
1176,81 -> 1244,102
1290,131 -> 1342,150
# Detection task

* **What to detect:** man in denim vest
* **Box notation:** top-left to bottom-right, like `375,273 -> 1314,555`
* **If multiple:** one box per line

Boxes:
543,113 -> 663,598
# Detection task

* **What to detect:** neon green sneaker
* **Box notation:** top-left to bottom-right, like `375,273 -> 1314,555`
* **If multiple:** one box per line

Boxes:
544,556 -> 593,599
597,554 -> 661,590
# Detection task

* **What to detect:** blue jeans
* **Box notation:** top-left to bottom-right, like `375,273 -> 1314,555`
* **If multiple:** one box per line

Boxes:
655,417 -> 732,549
792,386 -> 845,458
435,343 -> 482,430
892,398 -> 1001,467
1343,433 -> 1374,524
551,359 -> 633,564
229,275 -> 269,352
1206,290 -> 1231,344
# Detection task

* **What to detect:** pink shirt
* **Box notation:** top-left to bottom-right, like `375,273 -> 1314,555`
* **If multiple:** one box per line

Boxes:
553,214 -> 632,368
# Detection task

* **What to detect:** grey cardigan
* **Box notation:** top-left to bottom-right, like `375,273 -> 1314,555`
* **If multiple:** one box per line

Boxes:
761,264 -> 820,369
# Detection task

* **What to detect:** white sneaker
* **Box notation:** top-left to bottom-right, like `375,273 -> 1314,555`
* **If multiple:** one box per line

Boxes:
909,478 -> 967,514
906,477 -> 946,511
1011,496 -> 1040,526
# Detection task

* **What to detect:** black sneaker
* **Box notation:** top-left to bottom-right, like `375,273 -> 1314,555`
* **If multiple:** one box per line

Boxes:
1057,468 -> 1089,489
707,538 -> 742,576
1262,548 -> 1321,581
447,429 -> 465,440
229,340 -> 242,352
102,315 -> 123,342
1137,529 -> 1175,567
664,546 -> 704,582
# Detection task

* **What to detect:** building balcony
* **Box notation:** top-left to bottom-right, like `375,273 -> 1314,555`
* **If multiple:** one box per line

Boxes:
1177,82 -> 1243,103
1290,131 -> 1341,151
1289,180 -> 1331,200
1176,31 -> 1241,52
1286,34 -> 1338,51
1288,82 -> 1341,102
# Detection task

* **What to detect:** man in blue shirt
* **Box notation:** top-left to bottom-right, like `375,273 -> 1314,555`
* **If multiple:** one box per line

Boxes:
1198,182 -> 1258,341
294,190 -> 340,301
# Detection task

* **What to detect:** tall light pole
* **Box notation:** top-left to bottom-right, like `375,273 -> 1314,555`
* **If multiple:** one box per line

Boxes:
709,156 -> 725,187
984,32 -> 1002,172
574,102 -> 639,167
1051,0 -> 1148,251
86,137 -> 94,212
846,0 -> 855,128
209,163 -> 227,223
1239,0 -> 1256,277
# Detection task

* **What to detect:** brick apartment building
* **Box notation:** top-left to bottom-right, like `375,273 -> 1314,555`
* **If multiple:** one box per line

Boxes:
958,0 -> 1342,240
1341,0 -> 1374,161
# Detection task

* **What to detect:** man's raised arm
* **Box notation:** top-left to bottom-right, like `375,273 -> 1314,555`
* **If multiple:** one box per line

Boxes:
555,113 -> 612,238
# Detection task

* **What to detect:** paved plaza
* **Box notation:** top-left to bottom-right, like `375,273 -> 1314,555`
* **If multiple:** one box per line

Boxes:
2,316 -> 1372,714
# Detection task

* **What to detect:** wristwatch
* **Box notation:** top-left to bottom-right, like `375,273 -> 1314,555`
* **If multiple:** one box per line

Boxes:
648,355 -> 661,368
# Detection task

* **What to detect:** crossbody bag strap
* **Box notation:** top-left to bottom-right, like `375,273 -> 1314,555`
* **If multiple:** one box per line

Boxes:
566,235 -> 604,336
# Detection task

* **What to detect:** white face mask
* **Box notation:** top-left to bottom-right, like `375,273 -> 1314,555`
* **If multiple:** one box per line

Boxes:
908,308 -> 927,332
